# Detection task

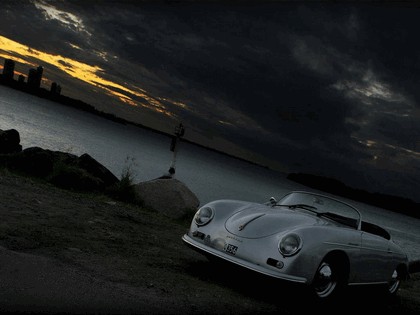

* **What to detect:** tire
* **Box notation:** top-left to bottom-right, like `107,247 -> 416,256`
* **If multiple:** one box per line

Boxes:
311,256 -> 347,300
387,268 -> 401,296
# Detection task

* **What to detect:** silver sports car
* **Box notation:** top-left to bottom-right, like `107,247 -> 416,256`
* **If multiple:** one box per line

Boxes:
182,191 -> 410,299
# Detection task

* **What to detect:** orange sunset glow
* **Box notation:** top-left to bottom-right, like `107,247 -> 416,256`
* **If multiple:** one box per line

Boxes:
0,35 -> 183,117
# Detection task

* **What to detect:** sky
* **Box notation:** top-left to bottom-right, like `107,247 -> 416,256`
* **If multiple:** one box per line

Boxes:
0,0 -> 419,203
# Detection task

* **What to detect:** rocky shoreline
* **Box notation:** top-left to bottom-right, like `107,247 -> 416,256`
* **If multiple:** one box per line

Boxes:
0,128 -> 199,220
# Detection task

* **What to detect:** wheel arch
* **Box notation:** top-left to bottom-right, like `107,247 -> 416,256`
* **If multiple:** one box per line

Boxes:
396,262 -> 410,281
308,249 -> 351,299
312,250 -> 350,284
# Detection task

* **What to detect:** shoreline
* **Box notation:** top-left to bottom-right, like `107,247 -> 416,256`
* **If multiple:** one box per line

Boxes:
0,79 -> 418,217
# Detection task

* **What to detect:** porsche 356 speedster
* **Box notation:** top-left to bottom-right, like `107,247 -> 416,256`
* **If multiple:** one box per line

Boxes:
182,191 -> 409,299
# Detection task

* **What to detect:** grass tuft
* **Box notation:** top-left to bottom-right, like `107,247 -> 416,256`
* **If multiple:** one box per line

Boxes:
106,156 -> 142,205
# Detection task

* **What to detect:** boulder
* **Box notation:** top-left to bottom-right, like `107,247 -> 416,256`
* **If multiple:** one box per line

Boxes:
134,178 -> 200,219
8,147 -> 78,178
0,129 -> 22,154
6,147 -> 119,192
77,153 -> 119,187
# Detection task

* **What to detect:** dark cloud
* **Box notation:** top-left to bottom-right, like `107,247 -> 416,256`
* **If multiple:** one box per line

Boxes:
1,1 -> 419,201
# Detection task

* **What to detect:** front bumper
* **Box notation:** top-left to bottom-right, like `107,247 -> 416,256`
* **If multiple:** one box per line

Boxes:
182,233 -> 308,284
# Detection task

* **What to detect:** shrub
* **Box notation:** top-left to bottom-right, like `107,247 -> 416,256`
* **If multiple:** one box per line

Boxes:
106,156 -> 142,205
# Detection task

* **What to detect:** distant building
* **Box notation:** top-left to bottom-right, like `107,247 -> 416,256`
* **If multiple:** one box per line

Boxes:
2,59 -> 15,80
27,68 -> 37,87
27,65 -> 43,89
50,82 -> 61,95
18,74 -> 25,84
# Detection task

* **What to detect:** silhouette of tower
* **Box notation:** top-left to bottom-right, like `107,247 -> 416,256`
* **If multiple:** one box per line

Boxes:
50,82 -> 61,95
27,68 -> 37,87
2,59 -> 15,80
27,65 -> 43,89
18,74 -> 25,84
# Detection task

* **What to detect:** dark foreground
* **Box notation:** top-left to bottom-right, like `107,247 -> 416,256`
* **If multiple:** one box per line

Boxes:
0,170 -> 419,314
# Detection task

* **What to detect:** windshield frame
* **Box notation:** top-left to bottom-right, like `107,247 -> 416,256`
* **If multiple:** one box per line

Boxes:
276,191 -> 362,230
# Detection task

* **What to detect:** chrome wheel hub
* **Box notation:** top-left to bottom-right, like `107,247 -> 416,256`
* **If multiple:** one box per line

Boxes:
314,262 -> 337,298
388,270 -> 400,294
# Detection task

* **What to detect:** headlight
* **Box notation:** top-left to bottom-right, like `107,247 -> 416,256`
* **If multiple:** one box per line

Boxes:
279,233 -> 302,257
194,206 -> 214,226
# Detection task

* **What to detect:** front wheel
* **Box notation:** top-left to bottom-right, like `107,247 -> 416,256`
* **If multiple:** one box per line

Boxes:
311,257 -> 347,300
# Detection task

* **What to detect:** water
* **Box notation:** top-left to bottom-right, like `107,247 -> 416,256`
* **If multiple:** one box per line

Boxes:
0,85 -> 300,205
1,85 -> 419,261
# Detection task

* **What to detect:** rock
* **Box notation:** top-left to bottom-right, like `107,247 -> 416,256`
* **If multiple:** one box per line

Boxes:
77,153 -> 119,187
6,146 -> 119,192
0,129 -> 22,154
134,178 -> 200,219
9,147 -> 78,178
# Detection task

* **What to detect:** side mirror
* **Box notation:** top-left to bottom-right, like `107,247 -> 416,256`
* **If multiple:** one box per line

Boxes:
269,197 -> 277,206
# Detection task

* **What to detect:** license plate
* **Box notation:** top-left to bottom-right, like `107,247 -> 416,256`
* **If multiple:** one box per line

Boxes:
224,243 -> 238,255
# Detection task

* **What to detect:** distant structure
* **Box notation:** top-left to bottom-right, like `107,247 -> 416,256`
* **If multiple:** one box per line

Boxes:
0,57 -> 117,124
1,58 -> 64,94
167,122 -> 185,177
27,65 -> 43,89
2,59 -> 15,81
50,82 -> 61,95
18,74 -> 25,84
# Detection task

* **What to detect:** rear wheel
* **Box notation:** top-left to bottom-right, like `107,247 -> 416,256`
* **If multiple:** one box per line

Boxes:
387,268 -> 401,295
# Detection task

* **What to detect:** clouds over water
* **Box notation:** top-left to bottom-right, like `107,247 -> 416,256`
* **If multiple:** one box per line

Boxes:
0,1 -> 419,201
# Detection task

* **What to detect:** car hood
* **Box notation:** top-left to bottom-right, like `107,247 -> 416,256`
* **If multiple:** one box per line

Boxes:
224,204 -> 324,238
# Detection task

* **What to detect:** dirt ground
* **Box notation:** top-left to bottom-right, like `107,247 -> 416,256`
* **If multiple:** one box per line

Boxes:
0,169 -> 419,314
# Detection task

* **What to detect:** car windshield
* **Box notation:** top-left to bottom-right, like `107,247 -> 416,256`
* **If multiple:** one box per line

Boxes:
276,191 -> 361,229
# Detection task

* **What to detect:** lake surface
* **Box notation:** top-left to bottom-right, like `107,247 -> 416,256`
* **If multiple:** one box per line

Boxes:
1,85 -> 419,261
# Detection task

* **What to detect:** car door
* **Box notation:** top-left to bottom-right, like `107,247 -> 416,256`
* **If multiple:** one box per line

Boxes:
359,231 -> 391,282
